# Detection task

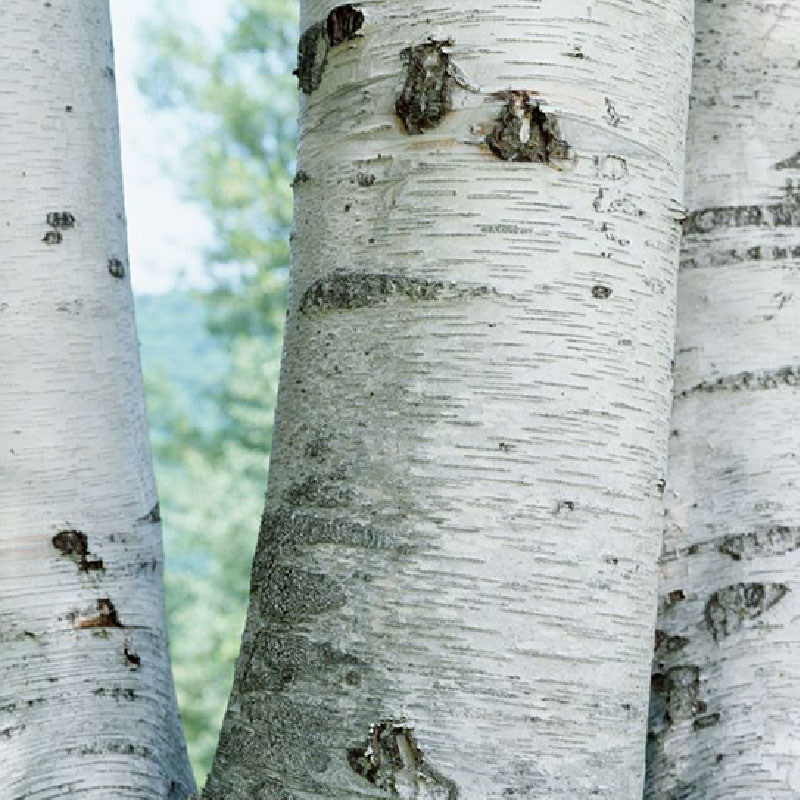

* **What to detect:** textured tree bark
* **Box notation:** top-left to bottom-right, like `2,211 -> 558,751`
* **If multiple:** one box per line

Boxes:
205,1 -> 693,797
645,1 -> 800,797
0,2 -> 195,797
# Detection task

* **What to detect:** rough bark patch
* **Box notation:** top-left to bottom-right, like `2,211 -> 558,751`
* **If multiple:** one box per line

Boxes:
239,631 -> 365,693
396,40 -> 455,134
52,530 -> 104,572
283,466 -> 356,509
705,582 -> 789,641
253,563 -> 346,622
74,598 -> 123,629
295,5 -> 364,94
348,720 -> 459,799
719,526 -> 800,560
486,92 -> 570,163
299,271 -> 494,312
680,365 -> 800,395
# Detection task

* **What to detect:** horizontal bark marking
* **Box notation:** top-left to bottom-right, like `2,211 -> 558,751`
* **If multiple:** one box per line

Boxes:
719,526 -> 800,560
705,583 -> 788,641
93,686 -> 136,701
680,242 -> 800,269
486,91 -> 570,163
52,530 -> 104,572
260,508 -> 399,552
348,719 -> 459,799
74,598 -> 123,629
663,527 -> 800,562
775,151 -> 800,170
295,5 -> 364,94
684,197 -> 800,234
678,365 -> 800,396
300,271 -> 494,313
396,40 -> 455,135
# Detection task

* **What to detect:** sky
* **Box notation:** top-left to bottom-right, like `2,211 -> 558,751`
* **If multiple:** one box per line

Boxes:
109,1 -> 228,295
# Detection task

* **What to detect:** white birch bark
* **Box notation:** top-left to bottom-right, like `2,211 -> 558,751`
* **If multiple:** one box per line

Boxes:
645,1 -> 800,797
0,2 -> 195,797
205,1 -> 693,797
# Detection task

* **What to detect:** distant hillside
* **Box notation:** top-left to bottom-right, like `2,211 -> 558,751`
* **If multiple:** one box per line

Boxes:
134,291 -> 228,431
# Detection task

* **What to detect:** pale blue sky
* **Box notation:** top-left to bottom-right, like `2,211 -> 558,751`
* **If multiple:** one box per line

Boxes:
109,1 -> 228,294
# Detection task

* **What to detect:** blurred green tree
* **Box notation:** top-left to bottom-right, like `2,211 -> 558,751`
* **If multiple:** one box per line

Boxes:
135,0 -> 297,783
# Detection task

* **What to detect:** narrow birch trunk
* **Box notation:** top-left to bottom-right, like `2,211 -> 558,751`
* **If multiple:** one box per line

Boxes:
0,2 -> 195,797
205,1 -> 693,797
645,1 -> 800,797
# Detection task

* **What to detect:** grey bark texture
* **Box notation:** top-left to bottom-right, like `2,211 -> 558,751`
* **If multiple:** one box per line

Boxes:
645,0 -> 800,797
205,0 -> 694,797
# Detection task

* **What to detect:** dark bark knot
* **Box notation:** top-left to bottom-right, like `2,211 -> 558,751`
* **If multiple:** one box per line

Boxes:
138,503 -> 161,524
650,666 -> 719,735
75,598 -> 123,629
396,40 -> 455,134
348,720 -> 459,798
295,5 -> 364,94
108,258 -> 126,279
705,582 -> 789,641
43,211 -> 75,245
486,92 -> 569,163
52,530 -> 104,573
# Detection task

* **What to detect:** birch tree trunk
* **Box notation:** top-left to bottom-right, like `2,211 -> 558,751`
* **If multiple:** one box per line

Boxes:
205,1 -> 693,797
0,2 -> 195,797
645,1 -> 800,797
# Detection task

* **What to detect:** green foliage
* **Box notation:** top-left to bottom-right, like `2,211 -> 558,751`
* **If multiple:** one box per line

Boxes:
136,0 -> 297,784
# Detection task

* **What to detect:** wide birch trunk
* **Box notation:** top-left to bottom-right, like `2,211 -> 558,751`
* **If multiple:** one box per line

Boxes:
0,2 -> 195,797
205,1 -> 693,797
645,1 -> 800,797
